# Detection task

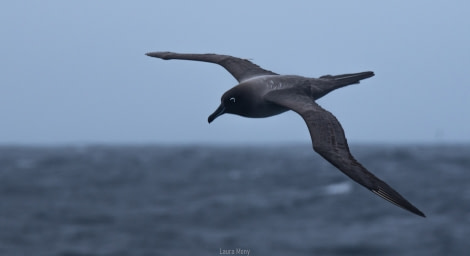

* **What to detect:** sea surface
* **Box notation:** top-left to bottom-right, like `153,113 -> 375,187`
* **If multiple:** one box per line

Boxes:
0,144 -> 469,256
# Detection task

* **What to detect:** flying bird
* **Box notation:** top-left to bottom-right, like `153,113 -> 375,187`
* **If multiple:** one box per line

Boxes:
146,51 -> 425,217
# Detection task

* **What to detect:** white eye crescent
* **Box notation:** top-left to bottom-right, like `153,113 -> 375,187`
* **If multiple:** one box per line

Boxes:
229,97 -> 236,103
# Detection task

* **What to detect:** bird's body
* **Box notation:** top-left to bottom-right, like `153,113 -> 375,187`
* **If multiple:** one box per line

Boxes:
146,51 -> 426,217
221,75 -> 301,118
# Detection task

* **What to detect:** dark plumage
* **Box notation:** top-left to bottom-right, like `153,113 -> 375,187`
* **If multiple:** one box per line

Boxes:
146,51 -> 425,217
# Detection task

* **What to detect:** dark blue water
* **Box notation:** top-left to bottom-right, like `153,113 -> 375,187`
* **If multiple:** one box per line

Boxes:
0,144 -> 468,256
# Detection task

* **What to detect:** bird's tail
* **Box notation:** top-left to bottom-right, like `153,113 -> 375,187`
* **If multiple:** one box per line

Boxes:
320,71 -> 375,87
314,71 -> 374,99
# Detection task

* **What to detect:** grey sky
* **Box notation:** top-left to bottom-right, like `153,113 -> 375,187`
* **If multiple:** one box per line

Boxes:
1,1 -> 469,145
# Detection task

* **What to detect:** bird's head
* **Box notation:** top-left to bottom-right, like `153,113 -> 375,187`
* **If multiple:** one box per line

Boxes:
208,89 -> 246,123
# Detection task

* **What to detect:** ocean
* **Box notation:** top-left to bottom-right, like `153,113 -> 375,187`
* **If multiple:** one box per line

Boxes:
0,144 -> 468,256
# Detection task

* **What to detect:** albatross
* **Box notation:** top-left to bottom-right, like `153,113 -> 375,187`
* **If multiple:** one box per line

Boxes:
146,51 -> 425,217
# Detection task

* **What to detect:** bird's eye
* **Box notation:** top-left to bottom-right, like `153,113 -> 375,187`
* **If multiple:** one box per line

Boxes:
229,97 -> 236,103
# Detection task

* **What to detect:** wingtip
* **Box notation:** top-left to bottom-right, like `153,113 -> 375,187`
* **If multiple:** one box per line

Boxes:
363,71 -> 375,79
372,188 -> 426,218
415,209 -> 426,218
145,51 -> 174,60
145,52 -> 158,58
407,205 -> 426,218
360,71 -> 375,79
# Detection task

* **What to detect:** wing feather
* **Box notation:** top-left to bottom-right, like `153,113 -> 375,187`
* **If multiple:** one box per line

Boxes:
265,90 -> 425,217
146,52 -> 278,82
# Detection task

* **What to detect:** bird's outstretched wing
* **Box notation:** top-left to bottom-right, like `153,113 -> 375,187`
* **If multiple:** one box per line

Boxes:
264,89 -> 426,217
146,52 -> 278,82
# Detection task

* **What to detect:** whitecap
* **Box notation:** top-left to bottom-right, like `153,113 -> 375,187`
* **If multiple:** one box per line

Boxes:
323,181 -> 352,195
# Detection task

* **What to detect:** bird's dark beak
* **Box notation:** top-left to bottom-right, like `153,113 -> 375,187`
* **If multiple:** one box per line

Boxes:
208,103 -> 225,123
